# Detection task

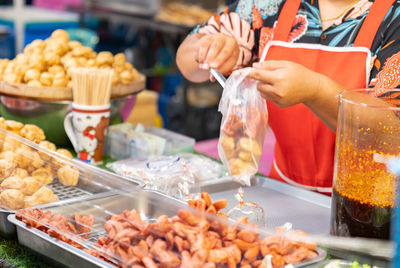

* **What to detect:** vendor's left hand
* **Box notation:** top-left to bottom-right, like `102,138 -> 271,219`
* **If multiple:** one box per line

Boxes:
248,61 -> 322,108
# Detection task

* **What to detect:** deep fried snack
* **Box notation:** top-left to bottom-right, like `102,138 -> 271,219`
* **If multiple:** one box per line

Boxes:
1,176 -> 24,191
12,168 -> 29,179
32,168 -> 54,185
24,186 -> 58,208
38,140 -> 56,160
0,159 -> 17,181
0,189 -> 24,209
20,124 -> 45,143
57,166 -> 79,186
22,177 -> 42,196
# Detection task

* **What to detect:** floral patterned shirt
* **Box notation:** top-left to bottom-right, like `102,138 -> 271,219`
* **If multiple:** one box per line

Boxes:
193,0 -> 400,91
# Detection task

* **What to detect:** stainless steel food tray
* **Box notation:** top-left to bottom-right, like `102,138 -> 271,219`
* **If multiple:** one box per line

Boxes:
201,176 -> 332,235
9,190 -> 186,268
9,190 -> 327,268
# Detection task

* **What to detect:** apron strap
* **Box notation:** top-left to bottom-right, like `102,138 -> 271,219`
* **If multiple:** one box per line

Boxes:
273,0 -> 302,41
353,0 -> 396,49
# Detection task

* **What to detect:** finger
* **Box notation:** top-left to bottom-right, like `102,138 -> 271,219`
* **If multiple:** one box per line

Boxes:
257,83 -> 284,105
253,60 -> 288,70
248,69 -> 277,84
197,36 -> 214,65
210,38 -> 237,69
205,38 -> 226,67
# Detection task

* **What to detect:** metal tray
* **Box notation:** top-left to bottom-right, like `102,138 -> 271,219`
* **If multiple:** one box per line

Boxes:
201,176 -> 332,235
9,190 -> 327,268
9,190 -> 186,268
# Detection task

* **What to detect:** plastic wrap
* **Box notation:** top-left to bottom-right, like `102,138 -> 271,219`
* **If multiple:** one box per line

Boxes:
227,187 -> 266,227
107,153 -> 226,200
218,68 -> 268,186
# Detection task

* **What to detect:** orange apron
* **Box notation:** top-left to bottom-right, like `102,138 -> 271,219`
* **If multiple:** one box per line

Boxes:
260,0 -> 395,193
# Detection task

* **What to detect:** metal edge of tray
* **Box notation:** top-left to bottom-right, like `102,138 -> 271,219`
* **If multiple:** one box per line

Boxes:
295,247 -> 328,268
202,175 -> 331,209
8,214 -> 113,268
8,189 -> 188,268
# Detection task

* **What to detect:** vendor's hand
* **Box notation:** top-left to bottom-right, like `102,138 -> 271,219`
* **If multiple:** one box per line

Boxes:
196,33 -> 240,75
248,61 -> 322,108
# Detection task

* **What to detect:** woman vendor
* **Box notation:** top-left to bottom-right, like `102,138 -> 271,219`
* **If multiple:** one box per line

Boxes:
176,0 -> 400,193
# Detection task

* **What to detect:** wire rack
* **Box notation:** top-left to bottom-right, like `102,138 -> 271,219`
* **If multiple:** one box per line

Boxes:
48,182 -> 92,200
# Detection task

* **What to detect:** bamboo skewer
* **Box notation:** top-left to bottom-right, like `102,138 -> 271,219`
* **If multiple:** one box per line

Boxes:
70,67 -> 114,106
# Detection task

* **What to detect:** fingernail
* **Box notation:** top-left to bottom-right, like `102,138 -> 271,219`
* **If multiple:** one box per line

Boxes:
200,63 -> 209,70
253,62 -> 260,67
210,62 -> 218,68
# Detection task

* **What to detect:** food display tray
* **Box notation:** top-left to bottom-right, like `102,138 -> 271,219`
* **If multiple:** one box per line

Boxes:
9,190 -> 186,268
0,128 -> 142,238
201,176 -> 332,235
9,190 -> 327,268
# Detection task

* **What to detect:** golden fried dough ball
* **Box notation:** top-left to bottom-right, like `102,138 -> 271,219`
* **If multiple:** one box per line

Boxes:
220,136 -> 236,157
39,72 -> 53,87
50,29 -> 70,43
24,39 -> 45,54
228,158 -> 257,176
68,40 -> 81,50
38,140 -> 56,160
238,150 -> 256,163
23,69 -> 41,83
120,70 -> 133,84
44,51 -> 61,66
28,53 -> 45,72
27,80 -> 42,87
86,58 -> 97,67
3,136 -> 22,151
24,153 -> 44,173
1,176 -> 24,191
20,124 -> 45,143
0,159 -> 17,182
0,151 -> 18,164
63,58 -> 78,69
22,177 -> 42,196
32,168 -> 53,185
15,147 -> 33,168
24,186 -> 58,208
52,148 -> 73,166
45,40 -> 69,56
1,189 -> 24,209
56,149 -> 73,159
72,46 -> 93,57
237,137 -> 262,156
97,51 -> 113,66
75,56 -> 87,67
131,68 -> 139,81
5,120 -> 24,134
12,168 -> 28,179
52,72 -> 68,87
57,166 -> 79,186
48,65 -> 64,74
113,53 -> 126,65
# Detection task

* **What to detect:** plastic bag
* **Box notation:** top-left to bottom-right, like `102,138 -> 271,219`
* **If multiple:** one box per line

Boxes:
107,153 -> 226,200
218,67 -> 268,186
227,187 -> 266,227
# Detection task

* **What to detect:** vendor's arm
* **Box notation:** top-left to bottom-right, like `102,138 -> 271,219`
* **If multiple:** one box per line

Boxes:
176,33 -> 240,83
248,61 -> 345,132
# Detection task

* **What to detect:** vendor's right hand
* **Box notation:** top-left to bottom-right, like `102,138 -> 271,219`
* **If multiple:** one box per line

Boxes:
196,33 -> 239,75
